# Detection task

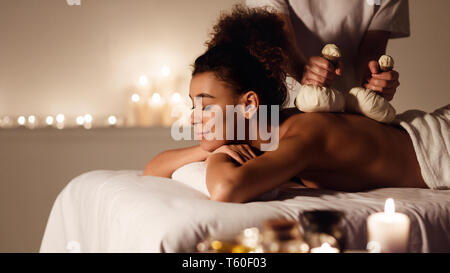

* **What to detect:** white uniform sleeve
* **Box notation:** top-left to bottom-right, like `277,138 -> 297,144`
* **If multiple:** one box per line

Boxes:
368,0 -> 410,38
245,0 -> 289,14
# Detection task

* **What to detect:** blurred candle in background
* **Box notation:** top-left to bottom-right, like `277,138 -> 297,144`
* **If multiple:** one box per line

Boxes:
148,92 -> 165,126
27,115 -> 36,129
127,92 -> 141,127
76,115 -> 85,127
162,92 -> 187,127
83,114 -> 93,129
1,116 -> 12,128
17,116 -> 26,127
56,114 -> 65,129
108,115 -> 117,127
45,116 -> 54,127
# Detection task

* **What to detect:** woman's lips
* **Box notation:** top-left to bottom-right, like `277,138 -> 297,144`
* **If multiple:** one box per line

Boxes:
194,130 -> 211,139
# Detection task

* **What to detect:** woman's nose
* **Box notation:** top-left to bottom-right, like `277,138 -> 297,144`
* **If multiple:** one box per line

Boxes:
190,111 -> 195,125
190,110 -> 200,126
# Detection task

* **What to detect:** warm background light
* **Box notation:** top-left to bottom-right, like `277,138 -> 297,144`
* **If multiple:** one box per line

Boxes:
45,116 -> 54,126
0,0 -> 239,119
56,114 -> 65,123
17,116 -> 26,126
131,93 -> 141,103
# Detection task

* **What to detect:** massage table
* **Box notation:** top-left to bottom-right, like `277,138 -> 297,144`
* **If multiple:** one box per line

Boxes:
40,161 -> 450,253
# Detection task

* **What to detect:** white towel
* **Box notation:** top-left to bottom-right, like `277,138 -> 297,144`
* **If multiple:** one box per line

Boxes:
395,104 -> 450,190
171,161 -> 280,200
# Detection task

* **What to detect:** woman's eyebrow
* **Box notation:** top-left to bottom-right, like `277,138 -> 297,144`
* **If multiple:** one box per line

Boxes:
189,93 -> 215,99
189,93 -> 216,99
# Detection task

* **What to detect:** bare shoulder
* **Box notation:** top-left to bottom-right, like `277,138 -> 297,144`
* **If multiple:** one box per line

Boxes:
279,109 -> 342,139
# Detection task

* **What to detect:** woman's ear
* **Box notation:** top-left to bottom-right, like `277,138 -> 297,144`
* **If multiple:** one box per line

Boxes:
240,91 -> 259,119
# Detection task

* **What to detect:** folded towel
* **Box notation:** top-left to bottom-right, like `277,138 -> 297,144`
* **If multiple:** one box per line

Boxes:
395,104 -> 450,190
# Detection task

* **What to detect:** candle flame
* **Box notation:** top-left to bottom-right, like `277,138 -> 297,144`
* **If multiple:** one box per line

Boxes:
56,114 -> 65,123
76,116 -> 85,125
108,115 -> 117,125
46,116 -> 54,125
131,93 -> 140,103
17,116 -> 26,125
28,115 -> 36,124
161,65 -> 171,77
384,198 -> 395,215
151,93 -> 162,104
139,75 -> 149,87
320,242 -> 331,248
84,114 -> 93,123
170,92 -> 182,104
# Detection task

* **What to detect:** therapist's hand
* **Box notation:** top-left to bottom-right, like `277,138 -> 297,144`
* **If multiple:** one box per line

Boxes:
301,56 -> 343,87
364,60 -> 400,101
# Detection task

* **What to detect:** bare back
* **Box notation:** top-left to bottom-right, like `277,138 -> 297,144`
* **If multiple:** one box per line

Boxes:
279,109 -> 427,191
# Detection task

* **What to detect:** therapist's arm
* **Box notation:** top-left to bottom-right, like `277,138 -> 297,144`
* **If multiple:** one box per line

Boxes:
278,14 -> 307,82
356,30 -> 400,101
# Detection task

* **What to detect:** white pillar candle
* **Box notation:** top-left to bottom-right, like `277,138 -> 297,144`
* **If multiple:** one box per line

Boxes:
310,243 -> 339,253
27,115 -> 36,129
45,116 -> 54,126
162,92 -> 185,127
148,92 -> 165,126
17,116 -> 26,127
55,114 -> 65,129
108,115 -> 117,126
127,93 -> 143,127
76,115 -> 85,126
83,114 -> 93,129
367,198 -> 410,253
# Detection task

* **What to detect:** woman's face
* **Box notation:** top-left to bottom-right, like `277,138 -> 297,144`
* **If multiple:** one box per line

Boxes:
189,72 -> 253,152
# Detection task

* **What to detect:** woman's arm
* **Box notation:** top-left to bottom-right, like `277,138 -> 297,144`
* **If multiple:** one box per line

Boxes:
143,145 -> 211,178
206,134 -> 320,203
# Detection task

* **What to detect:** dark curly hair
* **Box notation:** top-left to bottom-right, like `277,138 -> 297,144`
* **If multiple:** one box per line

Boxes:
192,5 -> 290,107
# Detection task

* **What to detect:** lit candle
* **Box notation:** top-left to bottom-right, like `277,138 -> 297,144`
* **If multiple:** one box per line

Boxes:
148,92 -> 165,126
310,242 -> 339,253
83,114 -> 93,129
367,198 -> 410,253
27,115 -> 36,129
127,93 -> 143,127
1,116 -> 12,128
46,116 -> 54,126
76,115 -> 85,126
161,65 -> 171,77
139,75 -> 149,87
108,115 -> 117,126
56,114 -> 65,129
17,116 -> 26,127
162,92 -> 185,127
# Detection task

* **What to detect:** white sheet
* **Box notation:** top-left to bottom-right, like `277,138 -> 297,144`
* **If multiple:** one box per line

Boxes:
40,169 -> 450,253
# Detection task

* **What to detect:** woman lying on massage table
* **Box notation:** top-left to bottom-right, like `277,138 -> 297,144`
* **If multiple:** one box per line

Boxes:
143,7 -> 427,203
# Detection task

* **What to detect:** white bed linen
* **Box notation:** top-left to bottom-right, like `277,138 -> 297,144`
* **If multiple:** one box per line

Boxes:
40,169 -> 450,253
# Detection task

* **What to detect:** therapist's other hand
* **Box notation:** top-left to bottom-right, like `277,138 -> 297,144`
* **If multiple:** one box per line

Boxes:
209,144 -> 258,165
364,60 -> 400,101
301,56 -> 343,87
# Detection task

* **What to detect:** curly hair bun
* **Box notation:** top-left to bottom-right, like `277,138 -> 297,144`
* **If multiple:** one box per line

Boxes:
206,5 -> 289,82
193,5 -> 289,107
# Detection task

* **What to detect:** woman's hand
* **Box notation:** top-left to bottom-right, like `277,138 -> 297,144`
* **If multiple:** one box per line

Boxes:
301,56 -> 343,87
209,144 -> 258,165
364,60 -> 400,101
